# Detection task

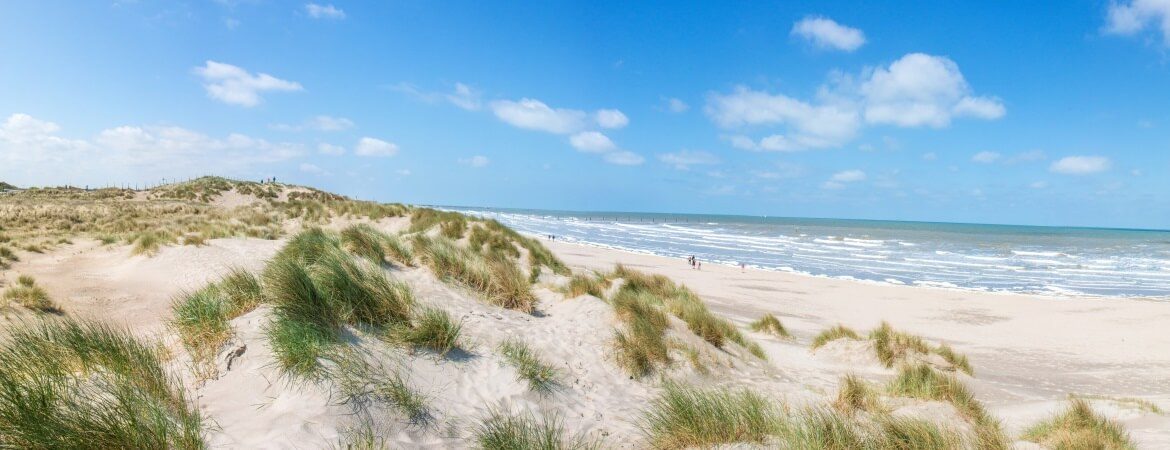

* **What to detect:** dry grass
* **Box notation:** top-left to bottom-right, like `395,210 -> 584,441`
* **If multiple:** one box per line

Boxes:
833,374 -> 882,415
2,275 -> 60,313
412,235 -> 537,313
810,324 -> 861,349
1022,398 -> 1136,450
565,271 -> 609,299
749,313 -> 790,338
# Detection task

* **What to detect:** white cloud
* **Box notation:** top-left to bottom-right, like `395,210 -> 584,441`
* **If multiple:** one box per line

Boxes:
603,150 -> 645,166
822,169 -> 866,189
273,115 -> 354,132
317,143 -> 345,155
194,61 -> 303,107
354,137 -> 399,157
458,155 -> 490,167
1105,0 -> 1170,44
299,163 -> 328,175
705,86 -> 860,151
595,109 -> 629,129
861,53 -> 1004,127
657,150 -> 719,170
791,16 -> 866,52
490,98 -> 586,134
664,97 -> 689,113
1050,155 -> 1111,175
568,131 -> 616,153
305,3 -> 345,20
971,151 -> 1001,163
0,113 -> 302,186
446,83 -> 481,111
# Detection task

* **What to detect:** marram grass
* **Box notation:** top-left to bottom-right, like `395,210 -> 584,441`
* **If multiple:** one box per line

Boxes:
639,382 -> 780,449
749,313 -> 790,338
3,275 -> 59,313
389,306 -> 464,356
810,324 -> 861,349
499,338 -> 561,394
474,409 -> 598,450
1022,398 -> 1136,450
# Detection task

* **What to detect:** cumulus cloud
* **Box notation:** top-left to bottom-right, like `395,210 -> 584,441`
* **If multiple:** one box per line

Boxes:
458,155 -> 490,167
822,169 -> 866,189
603,150 -> 644,166
446,83 -> 481,111
568,131 -> 616,153
194,61 -> 303,107
705,86 -> 860,151
0,113 -> 302,186
1105,0 -> 1170,44
354,137 -> 398,157
861,53 -> 1005,127
317,143 -> 345,155
273,115 -> 354,132
971,151 -> 1001,163
595,109 -> 629,129
490,98 -> 586,134
305,3 -> 345,19
657,150 -> 719,170
791,16 -> 866,51
663,97 -> 689,113
1050,155 -> 1111,175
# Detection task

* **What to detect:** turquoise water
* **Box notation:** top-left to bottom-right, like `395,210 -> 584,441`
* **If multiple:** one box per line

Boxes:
449,207 -> 1170,298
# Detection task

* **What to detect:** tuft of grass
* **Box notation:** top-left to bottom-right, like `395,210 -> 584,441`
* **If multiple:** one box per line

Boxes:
3,275 -> 59,313
499,338 -> 561,394
565,272 -> 608,299
833,374 -> 881,415
749,313 -> 790,338
413,235 -> 537,313
390,307 -> 463,356
182,233 -> 207,247
0,318 -> 205,448
170,285 -> 232,379
217,268 -> 264,317
340,223 -> 387,264
640,382 -> 780,449
264,257 -> 339,379
933,343 -> 973,376
886,363 -> 1008,447
474,409 -> 598,450
869,321 -> 930,369
131,230 -> 171,256
777,406 -> 965,449
611,290 -> 672,378
331,353 -> 431,425
810,324 -> 861,349
1022,398 -> 1136,450
382,234 -> 414,267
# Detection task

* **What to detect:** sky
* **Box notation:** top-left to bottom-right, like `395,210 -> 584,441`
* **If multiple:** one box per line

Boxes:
2,1 -> 1170,229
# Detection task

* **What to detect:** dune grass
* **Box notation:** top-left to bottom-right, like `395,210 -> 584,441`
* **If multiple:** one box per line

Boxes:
340,223 -> 388,264
331,353 -> 431,425
886,363 -> 1008,447
389,307 -> 464,356
131,230 -> 172,256
869,321 -> 931,369
749,313 -> 791,338
3,275 -> 59,313
413,235 -> 537,313
640,382 -> 780,449
382,233 -> 414,267
474,409 -> 597,450
0,318 -> 204,448
611,290 -> 672,377
933,343 -> 973,376
810,324 -> 861,349
833,374 -> 882,415
1022,398 -> 1135,450
182,233 -> 207,247
169,268 -> 264,379
565,271 -> 609,299
499,338 -> 561,394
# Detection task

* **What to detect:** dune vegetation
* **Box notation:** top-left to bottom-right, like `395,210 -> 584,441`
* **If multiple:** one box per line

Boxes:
1022,398 -> 1136,450
749,313 -> 790,338
2,274 -> 59,313
498,338 -> 562,394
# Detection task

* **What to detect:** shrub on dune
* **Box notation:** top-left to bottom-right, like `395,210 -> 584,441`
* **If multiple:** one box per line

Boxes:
810,324 -> 861,349
474,409 -> 596,450
439,217 -> 467,239
0,318 -> 204,448
498,338 -> 561,394
1022,398 -> 1135,450
749,313 -> 791,338
264,258 -> 339,379
640,382 -> 780,449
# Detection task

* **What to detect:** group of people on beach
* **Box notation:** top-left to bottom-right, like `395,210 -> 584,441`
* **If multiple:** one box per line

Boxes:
687,255 -> 701,270
545,234 -> 557,240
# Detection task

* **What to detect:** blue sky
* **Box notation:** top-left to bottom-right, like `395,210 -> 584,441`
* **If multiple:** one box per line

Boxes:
2,1 -> 1169,229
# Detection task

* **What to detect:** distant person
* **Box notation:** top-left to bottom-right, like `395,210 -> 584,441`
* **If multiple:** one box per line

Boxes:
697,261 -> 702,270
740,262 -> 746,272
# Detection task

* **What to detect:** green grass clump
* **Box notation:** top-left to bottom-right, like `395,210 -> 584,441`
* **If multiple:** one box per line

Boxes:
810,324 -> 861,349
833,374 -> 881,415
382,234 -> 414,267
217,268 -> 264,317
3,275 -> 59,313
1022,398 -> 1135,450
171,286 -> 232,378
640,382 -> 780,449
390,307 -> 463,356
611,290 -> 672,378
932,343 -> 973,376
439,217 -> 467,239
309,250 -> 414,327
886,363 -> 1008,447
869,321 -> 931,369
413,235 -> 537,313
131,230 -> 172,256
499,338 -> 561,394
0,318 -> 205,448
777,406 -> 965,449
341,223 -> 388,264
274,227 -> 341,266
474,409 -> 597,450
749,313 -> 790,338
331,353 -> 431,425
565,272 -> 608,299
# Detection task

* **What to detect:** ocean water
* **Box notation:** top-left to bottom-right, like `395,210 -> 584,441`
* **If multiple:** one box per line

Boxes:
448,207 -> 1170,299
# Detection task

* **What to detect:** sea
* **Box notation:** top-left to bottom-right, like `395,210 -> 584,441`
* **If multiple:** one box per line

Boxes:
446,207 -> 1170,299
